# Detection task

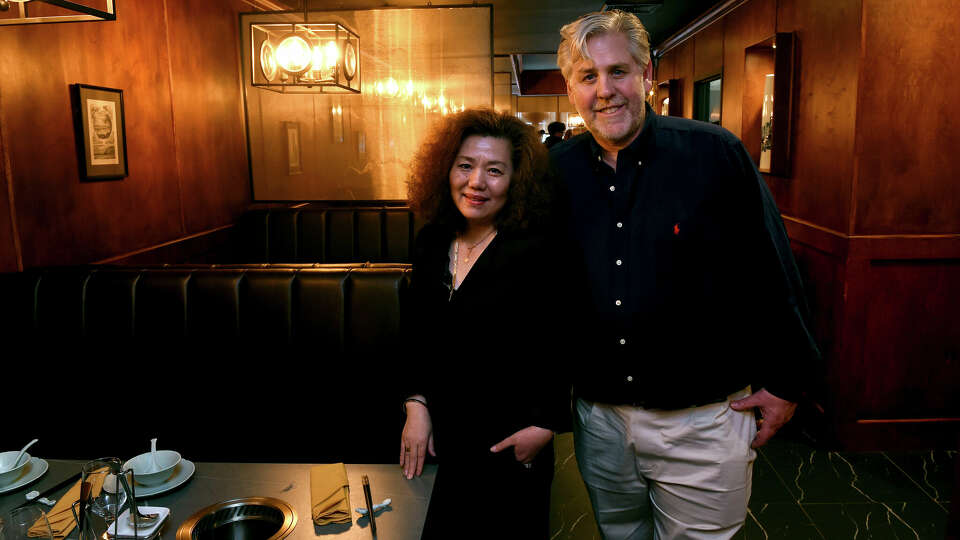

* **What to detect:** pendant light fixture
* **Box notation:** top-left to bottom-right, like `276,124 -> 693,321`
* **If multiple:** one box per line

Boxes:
250,3 -> 360,94
0,0 -> 116,25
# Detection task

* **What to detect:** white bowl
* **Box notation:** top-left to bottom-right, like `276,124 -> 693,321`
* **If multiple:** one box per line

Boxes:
0,451 -> 31,485
123,450 -> 181,486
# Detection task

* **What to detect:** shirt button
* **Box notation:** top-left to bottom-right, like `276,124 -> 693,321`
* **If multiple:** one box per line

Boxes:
616,222 -> 623,228
615,300 -> 622,306
638,160 -> 642,167
609,185 -> 616,192
619,338 -> 626,345
616,259 -> 622,266
627,376 -> 633,382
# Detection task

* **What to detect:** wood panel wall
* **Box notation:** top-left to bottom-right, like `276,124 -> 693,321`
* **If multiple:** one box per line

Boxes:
855,0 -> 960,235
0,1 -> 251,271
655,0 -> 960,449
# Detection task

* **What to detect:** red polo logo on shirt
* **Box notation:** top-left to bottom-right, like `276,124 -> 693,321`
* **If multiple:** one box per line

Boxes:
673,223 -> 680,235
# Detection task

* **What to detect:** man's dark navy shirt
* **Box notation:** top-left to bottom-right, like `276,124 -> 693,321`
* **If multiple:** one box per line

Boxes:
550,104 -> 819,409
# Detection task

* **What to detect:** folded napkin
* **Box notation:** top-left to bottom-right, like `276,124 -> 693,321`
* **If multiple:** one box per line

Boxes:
310,464 -> 351,526
32,467 -> 108,538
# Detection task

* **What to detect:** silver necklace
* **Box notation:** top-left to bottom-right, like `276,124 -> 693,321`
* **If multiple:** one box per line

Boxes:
449,229 -> 496,301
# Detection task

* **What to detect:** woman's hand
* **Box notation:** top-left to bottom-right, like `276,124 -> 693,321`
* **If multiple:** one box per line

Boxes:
490,426 -> 553,464
400,401 -> 435,479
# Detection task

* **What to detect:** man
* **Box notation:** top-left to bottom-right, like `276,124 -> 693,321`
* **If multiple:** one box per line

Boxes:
551,10 -> 820,539
544,121 -> 566,148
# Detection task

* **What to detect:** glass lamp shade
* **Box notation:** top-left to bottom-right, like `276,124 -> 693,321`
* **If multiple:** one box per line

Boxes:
343,41 -> 357,81
275,34 -> 312,74
260,41 -> 278,81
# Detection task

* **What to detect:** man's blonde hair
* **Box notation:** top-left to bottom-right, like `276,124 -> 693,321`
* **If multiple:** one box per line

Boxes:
557,10 -> 651,81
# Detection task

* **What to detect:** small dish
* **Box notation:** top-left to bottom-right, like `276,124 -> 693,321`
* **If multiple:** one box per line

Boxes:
106,506 -> 169,540
0,457 -> 48,495
132,459 -> 196,498
123,450 -> 181,486
0,450 -> 31,485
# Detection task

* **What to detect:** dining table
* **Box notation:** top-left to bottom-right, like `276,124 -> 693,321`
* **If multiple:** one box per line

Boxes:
0,458 -> 437,540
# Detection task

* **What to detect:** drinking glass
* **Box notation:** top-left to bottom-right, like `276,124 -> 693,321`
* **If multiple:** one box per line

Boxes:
0,505 -> 54,540
75,457 -> 131,540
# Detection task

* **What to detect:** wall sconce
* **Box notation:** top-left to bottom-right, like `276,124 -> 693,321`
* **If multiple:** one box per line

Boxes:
251,14 -> 360,94
0,0 -> 116,25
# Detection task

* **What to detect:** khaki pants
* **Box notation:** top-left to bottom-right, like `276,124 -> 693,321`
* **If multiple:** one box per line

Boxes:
573,388 -> 756,540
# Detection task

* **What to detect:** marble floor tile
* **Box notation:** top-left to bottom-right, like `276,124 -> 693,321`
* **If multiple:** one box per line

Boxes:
734,502 -> 823,540
752,452 -> 798,504
803,501 -> 947,540
883,449 -> 957,509
760,439 -> 933,505
551,433 -> 601,540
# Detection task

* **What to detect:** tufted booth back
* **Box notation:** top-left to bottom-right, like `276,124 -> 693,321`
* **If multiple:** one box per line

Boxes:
0,264 -> 412,463
2,264 -> 410,350
233,207 -> 424,263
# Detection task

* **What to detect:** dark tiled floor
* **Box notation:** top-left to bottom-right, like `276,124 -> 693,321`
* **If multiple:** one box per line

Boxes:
549,433 -> 956,539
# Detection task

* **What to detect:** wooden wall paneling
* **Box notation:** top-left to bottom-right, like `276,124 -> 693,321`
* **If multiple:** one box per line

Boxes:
857,259 -> 960,419
721,0 -> 775,138
831,256 -> 872,444
853,0 -> 960,235
0,99 -> 19,272
656,50 -> 675,82
783,239 -> 846,442
164,0 -> 251,235
781,217 -> 849,444
673,40 -> 695,119
775,0 -> 860,233
693,20 -> 724,82
0,4 -> 183,268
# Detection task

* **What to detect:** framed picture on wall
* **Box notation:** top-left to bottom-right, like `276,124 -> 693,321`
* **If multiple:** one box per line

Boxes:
284,121 -> 303,175
70,84 -> 128,181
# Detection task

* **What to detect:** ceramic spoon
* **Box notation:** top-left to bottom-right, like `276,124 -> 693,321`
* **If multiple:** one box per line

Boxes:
2,439 -> 37,472
150,438 -> 159,473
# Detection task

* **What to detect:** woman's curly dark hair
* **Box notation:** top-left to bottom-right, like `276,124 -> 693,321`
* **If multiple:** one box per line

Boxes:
407,108 -> 554,232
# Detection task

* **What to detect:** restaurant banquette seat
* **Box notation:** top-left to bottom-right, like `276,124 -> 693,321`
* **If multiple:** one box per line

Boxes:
213,206 -> 423,264
1,264 -> 412,465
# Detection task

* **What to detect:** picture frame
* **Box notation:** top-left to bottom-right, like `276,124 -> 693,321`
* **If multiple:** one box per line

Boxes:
284,121 -> 303,175
70,84 -> 128,181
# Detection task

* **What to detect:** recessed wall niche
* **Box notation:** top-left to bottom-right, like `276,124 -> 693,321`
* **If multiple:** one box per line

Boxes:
742,32 -> 796,177
241,7 -> 492,201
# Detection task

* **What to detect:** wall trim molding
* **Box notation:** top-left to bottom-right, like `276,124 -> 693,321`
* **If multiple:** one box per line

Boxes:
94,224 -> 234,264
653,0 -> 748,58
782,215 -> 960,260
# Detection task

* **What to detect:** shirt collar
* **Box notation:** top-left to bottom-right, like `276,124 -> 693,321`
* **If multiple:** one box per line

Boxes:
587,102 -> 658,164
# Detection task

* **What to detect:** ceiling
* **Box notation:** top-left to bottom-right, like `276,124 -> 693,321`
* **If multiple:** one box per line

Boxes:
269,0 -> 723,57
255,0 -> 723,94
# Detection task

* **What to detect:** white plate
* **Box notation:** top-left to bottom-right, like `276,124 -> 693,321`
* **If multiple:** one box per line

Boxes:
0,457 -> 48,494
131,459 -> 195,498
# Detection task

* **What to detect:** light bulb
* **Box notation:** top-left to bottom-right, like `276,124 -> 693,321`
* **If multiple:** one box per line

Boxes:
323,41 -> 339,70
276,35 -> 312,74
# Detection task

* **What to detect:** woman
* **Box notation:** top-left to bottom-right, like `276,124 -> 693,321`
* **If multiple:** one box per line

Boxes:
400,109 -> 574,538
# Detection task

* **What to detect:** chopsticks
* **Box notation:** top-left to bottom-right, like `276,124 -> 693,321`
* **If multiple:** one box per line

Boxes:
15,471 -> 81,510
361,475 -> 376,536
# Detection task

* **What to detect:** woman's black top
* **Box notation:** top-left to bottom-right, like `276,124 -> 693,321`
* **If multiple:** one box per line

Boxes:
405,223 -> 575,459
